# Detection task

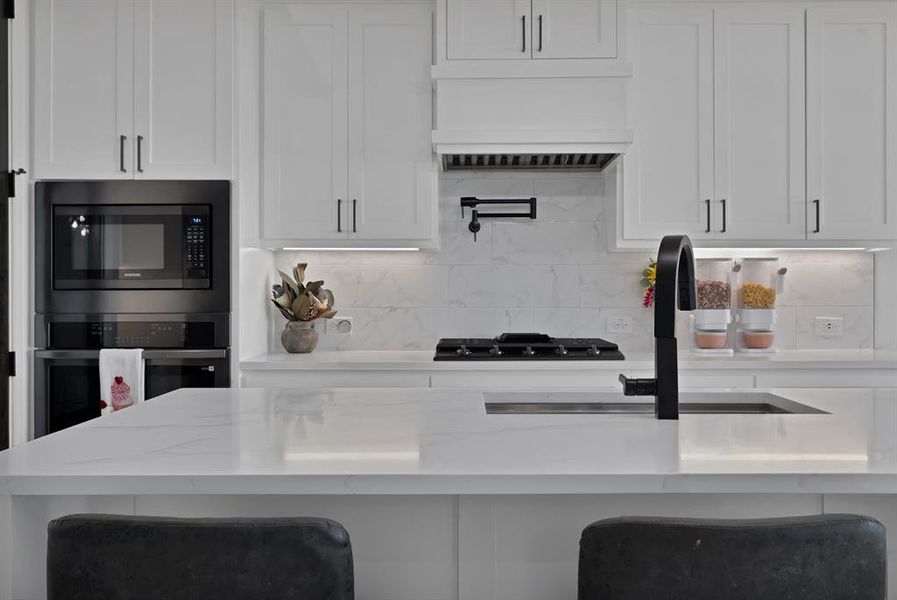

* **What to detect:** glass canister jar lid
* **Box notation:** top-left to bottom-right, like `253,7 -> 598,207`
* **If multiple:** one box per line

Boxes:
696,258 -> 733,310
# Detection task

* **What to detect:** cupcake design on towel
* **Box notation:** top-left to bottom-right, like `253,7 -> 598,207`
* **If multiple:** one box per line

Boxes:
110,376 -> 133,411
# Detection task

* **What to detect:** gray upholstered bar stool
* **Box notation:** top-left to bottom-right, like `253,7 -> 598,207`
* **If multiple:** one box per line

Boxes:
578,514 -> 886,600
47,514 -> 354,600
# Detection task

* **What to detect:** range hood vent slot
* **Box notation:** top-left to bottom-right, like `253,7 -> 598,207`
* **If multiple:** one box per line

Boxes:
442,153 -> 618,172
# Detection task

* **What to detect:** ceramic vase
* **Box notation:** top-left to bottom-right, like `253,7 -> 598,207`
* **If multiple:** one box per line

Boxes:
281,321 -> 319,353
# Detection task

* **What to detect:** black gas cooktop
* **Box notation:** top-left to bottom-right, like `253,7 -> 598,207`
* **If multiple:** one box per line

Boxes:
434,333 -> 624,361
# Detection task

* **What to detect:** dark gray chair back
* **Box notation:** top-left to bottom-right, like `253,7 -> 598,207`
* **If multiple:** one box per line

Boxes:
47,514 -> 354,600
579,514 -> 885,600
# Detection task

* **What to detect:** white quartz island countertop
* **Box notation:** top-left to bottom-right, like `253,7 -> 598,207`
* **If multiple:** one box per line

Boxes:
3,387 -> 897,496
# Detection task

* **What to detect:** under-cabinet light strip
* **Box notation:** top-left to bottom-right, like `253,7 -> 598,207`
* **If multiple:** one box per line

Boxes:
280,247 -> 420,252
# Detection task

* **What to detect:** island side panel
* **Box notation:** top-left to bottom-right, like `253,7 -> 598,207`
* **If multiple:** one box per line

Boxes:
457,494 -> 824,600
10,495 -> 136,600
135,495 -> 460,600
12,493 -> 897,600
0,495 -> 9,600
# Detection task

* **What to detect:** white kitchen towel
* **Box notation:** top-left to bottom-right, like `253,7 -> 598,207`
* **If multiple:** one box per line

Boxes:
99,349 -> 145,415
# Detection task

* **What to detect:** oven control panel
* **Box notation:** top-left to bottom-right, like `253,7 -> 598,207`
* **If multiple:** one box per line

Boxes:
49,321 -> 217,349
183,215 -> 209,279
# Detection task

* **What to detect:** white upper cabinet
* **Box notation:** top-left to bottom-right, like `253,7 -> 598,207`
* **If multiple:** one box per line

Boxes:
33,0 -> 233,180
623,8 -> 715,240
446,0 -> 616,60
33,0 -> 134,179
348,5 -> 435,241
531,0 -> 616,59
133,0 -> 233,179
806,7 -> 897,240
446,0 -> 530,60
261,3 -> 435,247
261,5 -> 349,242
622,3 -> 895,245
713,8 -> 806,240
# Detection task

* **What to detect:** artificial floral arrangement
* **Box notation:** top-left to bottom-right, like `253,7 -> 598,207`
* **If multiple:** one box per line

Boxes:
271,262 -> 337,322
271,263 -> 336,353
640,258 -> 657,308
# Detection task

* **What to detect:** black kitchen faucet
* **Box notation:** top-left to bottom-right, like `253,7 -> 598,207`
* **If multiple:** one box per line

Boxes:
618,235 -> 696,419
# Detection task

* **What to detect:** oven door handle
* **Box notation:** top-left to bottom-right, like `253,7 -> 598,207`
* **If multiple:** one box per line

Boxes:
35,349 -> 228,360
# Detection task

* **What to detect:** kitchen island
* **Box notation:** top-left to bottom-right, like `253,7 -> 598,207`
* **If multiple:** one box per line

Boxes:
3,386 -> 897,599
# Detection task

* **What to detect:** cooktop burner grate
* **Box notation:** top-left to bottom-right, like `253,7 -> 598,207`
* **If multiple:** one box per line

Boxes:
434,333 -> 624,361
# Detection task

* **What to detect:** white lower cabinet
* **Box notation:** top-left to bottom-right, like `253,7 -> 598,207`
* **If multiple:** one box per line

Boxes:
33,0 -> 233,180
621,3 -> 897,245
261,3 -> 435,248
239,365 -> 897,391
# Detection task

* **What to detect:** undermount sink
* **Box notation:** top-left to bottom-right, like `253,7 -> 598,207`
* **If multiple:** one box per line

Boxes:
484,392 -> 827,416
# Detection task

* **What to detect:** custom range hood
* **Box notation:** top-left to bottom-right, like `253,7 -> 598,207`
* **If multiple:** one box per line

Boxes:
432,64 -> 632,172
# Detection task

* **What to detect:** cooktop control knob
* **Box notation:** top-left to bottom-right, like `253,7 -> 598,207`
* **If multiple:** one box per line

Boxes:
489,344 -> 503,357
587,344 -> 600,356
555,344 -> 567,356
456,345 -> 472,357
522,346 -> 536,357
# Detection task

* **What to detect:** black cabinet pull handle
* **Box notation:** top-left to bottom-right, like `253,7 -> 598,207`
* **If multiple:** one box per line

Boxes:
813,199 -> 820,233
538,15 -> 543,52
352,199 -> 357,233
119,135 -> 126,172
705,199 -> 711,233
337,199 -> 342,232
720,199 -> 727,233
522,14 -> 526,52
136,135 -> 144,173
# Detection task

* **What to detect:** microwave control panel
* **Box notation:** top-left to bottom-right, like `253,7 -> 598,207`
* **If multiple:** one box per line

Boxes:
183,214 -> 209,279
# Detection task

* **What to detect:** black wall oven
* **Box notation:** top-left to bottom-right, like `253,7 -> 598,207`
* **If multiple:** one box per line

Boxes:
36,180 -> 229,314
33,313 -> 230,437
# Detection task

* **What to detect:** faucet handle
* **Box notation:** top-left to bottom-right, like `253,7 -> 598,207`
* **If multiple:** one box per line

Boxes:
618,373 -> 657,397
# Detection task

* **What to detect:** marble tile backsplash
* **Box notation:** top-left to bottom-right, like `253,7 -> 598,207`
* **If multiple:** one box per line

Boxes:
272,172 -> 874,353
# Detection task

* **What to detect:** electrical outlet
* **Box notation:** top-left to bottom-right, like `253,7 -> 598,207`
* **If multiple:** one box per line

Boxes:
815,317 -> 844,337
326,317 -> 353,336
607,316 -> 633,334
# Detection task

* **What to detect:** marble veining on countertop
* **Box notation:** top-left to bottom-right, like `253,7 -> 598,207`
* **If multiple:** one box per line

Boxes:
240,349 -> 897,371
2,386 -> 897,496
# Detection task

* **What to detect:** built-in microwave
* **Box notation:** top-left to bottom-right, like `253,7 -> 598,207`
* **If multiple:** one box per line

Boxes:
36,180 -> 230,314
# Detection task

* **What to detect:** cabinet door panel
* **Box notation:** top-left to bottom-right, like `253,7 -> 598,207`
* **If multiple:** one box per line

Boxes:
348,5 -> 434,241
622,8 -> 714,240
133,0 -> 233,179
807,8 -> 897,240
33,0 -> 133,179
446,0 -> 530,60
261,5 -> 348,242
531,0 -> 616,59
714,9 -> 805,240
